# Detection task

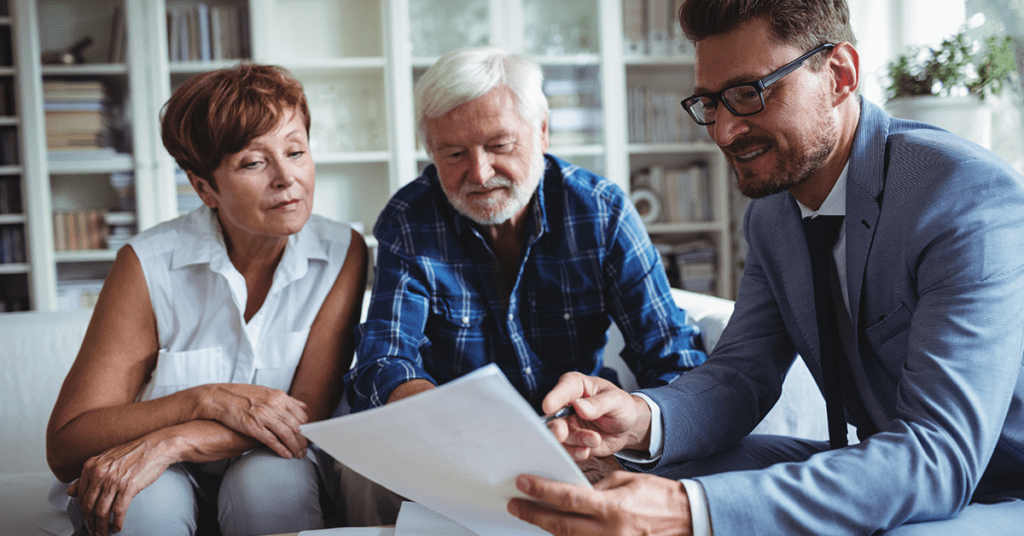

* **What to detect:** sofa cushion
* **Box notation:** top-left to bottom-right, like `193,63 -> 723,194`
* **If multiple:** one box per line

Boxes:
0,309 -> 93,475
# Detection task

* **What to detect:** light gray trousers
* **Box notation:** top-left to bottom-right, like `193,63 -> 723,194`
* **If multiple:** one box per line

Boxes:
67,448 -> 324,536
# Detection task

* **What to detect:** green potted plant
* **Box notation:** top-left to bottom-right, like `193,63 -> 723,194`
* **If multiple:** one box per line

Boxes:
883,28 -> 1017,148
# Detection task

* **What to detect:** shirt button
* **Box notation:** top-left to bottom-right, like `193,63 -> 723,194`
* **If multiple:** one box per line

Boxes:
462,316 -> 470,325
507,313 -> 514,321
563,312 -> 570,320
524,366 -> 532,375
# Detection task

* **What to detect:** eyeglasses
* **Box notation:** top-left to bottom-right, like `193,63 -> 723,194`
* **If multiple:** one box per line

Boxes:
681,43 -> 836,126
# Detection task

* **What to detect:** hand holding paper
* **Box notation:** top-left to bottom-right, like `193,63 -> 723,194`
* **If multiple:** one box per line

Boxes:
301,364 -> 591,536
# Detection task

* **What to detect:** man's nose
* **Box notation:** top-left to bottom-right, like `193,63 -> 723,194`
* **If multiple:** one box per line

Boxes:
710,106 -> 751,148
466,148 -> 495,185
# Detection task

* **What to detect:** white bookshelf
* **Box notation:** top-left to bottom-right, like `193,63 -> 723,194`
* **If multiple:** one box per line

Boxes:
9,0 -> 736,312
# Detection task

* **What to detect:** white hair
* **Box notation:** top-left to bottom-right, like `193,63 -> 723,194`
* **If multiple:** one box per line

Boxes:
414,47 -> 548,156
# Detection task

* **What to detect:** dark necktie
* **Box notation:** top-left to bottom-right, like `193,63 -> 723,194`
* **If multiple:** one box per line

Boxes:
802,215 -> 848,449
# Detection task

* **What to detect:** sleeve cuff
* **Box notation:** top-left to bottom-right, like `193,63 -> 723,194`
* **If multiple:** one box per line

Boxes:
681,479 -> 713,536
614,391 -> 664,464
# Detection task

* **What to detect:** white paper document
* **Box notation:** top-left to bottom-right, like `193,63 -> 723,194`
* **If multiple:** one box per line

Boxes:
394,501 -> 476,535
301,364 -> 591,536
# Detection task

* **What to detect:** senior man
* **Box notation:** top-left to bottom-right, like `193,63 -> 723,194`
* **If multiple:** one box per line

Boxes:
348,47 -> 705,414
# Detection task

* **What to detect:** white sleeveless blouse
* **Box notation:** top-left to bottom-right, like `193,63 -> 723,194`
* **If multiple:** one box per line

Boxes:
130,206 -> 352,401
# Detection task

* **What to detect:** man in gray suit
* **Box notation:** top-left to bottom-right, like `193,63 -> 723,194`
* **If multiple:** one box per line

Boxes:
507,1 -> 1024,534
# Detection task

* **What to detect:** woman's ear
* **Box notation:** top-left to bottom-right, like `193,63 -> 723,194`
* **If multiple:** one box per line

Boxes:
187,171 -> 219,209
829,42 -> 860,106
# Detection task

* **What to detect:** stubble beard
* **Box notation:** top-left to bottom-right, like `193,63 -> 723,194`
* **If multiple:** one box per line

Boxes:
731,110 -> 838,200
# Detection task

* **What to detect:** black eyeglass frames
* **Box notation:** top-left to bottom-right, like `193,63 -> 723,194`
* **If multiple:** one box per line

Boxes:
680,43 -> 836,126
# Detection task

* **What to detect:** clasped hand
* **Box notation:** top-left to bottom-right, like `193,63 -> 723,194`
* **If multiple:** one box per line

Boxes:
71,384 -> 308,535
200,383 -> 310,459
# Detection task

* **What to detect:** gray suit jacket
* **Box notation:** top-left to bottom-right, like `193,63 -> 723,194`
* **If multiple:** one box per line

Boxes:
642,99 -> 1024,534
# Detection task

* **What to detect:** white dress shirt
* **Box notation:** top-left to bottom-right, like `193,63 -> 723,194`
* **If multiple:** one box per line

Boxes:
131,205 -> 352,402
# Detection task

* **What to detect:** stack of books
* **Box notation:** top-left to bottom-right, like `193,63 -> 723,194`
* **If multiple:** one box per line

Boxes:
0,178 -> 21,214
628,84 -> 695,144
43,80 -> 110,154
655,240 -> 716,294
631,164 -> 712,224
545,76 -> 602,146
52,209 -> 108,252
166,3 -> 250,62
0,225 -> 25,264
104,211 -> 136,252
623,0 -> 692,56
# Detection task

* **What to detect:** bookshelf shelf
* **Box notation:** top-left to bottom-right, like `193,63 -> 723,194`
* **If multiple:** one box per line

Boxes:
0,66 -> 13,75
54,249 -> 117,263
314,151 -> 392,165
0,262 -> 28,274
624,54 -> 695,66
47,156 -> 135,174
629,142 -> 720,155
168,60 -> 246,74
646,221 -> 722,234
0,213 -> 25,224
0,164 -> 20,174
0,116 -> 17,126
40,64 -> 128,76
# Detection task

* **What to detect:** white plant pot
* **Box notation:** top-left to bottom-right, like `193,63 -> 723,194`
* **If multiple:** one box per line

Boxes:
885,95 -> 993,149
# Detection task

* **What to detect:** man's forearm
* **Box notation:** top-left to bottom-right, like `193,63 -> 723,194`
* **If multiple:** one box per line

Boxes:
387,379 -> 436,404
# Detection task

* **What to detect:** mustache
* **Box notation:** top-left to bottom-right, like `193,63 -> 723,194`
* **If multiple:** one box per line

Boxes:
462,176 -> 514,193
721,135 -> 773,156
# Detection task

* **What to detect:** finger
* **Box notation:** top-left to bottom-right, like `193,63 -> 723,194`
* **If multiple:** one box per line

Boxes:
263,416 -> 308,457
572,388 -> 628,423
110,482 -> 139,534
541,372 -> 590,415
92,484 -> 117,536
546,417 -> 570,443
68,479 -> 79,496
515,474 -> 603,517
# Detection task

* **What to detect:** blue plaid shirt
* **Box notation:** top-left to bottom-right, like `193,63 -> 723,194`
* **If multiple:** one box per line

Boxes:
349,155 -> 706,411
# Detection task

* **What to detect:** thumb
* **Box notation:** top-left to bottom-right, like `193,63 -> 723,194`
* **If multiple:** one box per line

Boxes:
67,479 -> 79,496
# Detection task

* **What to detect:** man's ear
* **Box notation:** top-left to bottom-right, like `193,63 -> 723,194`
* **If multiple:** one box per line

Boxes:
187,171 -> 219,209
829,42 -> 860,106
538,113 -> 550,154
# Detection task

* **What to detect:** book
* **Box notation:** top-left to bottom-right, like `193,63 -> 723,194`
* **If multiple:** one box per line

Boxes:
623,0 -> 646,54
108,5 -> 126,63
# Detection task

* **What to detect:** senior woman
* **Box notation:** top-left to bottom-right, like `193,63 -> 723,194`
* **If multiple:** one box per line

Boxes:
45,64 -> 367,536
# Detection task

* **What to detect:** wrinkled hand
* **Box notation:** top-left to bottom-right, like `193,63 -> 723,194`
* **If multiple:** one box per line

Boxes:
507,471 -> 693,536
68,434 -> 175,536
200,383 -> 309,459
544,372 -> 651,461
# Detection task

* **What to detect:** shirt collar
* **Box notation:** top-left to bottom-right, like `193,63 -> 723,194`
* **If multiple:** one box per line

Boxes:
170,205 -> 327,285
797,162 -> 849,219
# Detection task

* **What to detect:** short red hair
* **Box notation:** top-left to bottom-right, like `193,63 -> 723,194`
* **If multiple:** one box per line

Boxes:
160,63 -> 310,189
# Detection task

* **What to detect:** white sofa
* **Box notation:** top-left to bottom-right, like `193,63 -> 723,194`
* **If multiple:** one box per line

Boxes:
0,289 -> 826,535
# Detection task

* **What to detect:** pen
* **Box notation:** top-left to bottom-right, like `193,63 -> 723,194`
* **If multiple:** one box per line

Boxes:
542,405 -> 576,424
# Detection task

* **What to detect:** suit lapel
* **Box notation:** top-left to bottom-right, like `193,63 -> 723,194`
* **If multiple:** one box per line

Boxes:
844,99 -> 888,333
